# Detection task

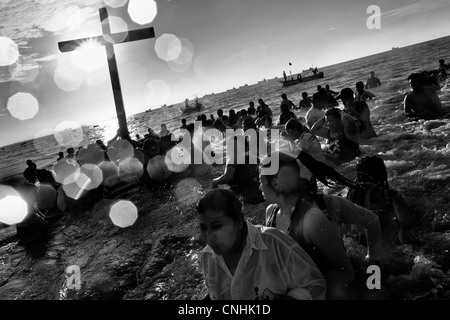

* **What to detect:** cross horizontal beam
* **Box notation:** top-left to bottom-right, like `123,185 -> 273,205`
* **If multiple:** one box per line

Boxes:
58,28 -> 155,53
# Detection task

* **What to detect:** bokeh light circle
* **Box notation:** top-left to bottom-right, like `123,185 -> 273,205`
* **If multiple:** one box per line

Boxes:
0,36 -> 19,66
155,33 -> 182,62
128,0 -> 157,25
0,185 -> 28,225
143,79 -> 171,108
6,92 -> 39,120
54,121 -> 84,148
109,200 -> 138,228
104,0 -> 127,8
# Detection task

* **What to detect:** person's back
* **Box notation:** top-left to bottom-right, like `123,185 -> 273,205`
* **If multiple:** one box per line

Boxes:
404,73 -> 445,120
258,99 -> 273,117
305,105 -> 325,129
299,92 -> 312,109
23,160 -> 37,184
280,93 -> 296,111
278,103 -> 297,126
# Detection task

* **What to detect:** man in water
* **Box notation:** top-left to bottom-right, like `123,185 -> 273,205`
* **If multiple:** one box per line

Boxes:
365,71 -> 381,89
355,81 -> 376,102
404,73 -> 446,120
280,93 -> 296,110
438,59 -> 449,80
283,71 -> 287,82
336,88 -> 377,139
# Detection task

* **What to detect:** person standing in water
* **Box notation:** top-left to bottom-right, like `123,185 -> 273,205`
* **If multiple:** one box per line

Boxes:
365,71 -> 381,89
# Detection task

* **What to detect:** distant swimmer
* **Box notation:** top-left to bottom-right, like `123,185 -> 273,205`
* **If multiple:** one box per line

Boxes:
299,92 -> 313,109
354,81 -> 376,102
280,93 -> 296,111
438,59 -> 449,80
404,73 -> 448,120
365,71 -> 381,89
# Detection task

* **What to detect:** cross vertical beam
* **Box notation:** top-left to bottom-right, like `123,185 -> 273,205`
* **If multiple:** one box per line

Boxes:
58,7 -> 155,140
99,7 -> 129,139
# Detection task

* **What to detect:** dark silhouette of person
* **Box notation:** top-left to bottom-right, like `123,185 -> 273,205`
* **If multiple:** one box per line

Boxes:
23,159 -> 37,184
56,152 -> 64,161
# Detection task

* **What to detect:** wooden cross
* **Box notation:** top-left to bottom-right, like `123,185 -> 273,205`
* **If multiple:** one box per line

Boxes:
58,7 -> 155,139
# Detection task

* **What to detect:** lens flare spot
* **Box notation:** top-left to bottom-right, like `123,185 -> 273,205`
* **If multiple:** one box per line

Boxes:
109,200 -> 138,228
143,79 -> 170,109
78,144 -> 106,165
128,0 -> 157,25
54,121 -> 84,147
0,36 -> 19,66
52,158 -> 80,184
0,185 -> 28,225
106,16 -> 128,36
62,173 -> 85,200
104,0 -> 127,8
6,92 -> 39,120
15,60 -> 41,84
174,178 -> 202,205
106,139 -> 134,164
99,160 -> 120,187
0,195 -> 28,225
165,145 -> 191,173
155,33 -> 182,61
146,155 -> 171,181
79,164 -> 103,190
118,157 -> 144,182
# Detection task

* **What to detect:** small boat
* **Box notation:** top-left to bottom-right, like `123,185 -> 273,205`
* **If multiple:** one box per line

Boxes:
279,72 -> 324,87
179,101 -> 204,114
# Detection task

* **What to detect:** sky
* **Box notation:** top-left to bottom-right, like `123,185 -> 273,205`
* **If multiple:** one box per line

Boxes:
0,0 -> 450,146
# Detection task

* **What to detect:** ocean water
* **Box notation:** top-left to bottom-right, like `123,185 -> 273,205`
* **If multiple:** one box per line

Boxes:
1,35 -> 449,183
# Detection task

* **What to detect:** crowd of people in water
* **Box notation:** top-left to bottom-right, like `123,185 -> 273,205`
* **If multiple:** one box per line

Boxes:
16,59 -> 450,299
